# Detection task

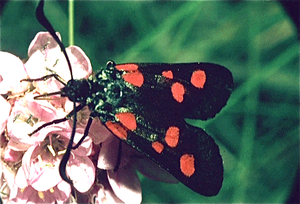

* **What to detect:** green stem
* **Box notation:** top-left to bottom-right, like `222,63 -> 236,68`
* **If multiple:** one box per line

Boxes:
68,0 -> 74,46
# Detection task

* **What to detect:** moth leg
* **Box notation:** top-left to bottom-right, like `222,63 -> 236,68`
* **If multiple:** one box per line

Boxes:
72,116 -> 93,150
28,104 -> 85,136
21,74 -> 67,100
21,73 -> 67,86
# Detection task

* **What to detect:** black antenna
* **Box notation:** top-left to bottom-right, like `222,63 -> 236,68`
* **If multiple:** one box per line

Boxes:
36,0 -> 77,185
36,0 -> 73,79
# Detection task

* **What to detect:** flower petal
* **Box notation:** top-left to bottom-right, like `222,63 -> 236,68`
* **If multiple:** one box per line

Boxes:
7,138 -> 31,151
56,180 -> 72,195
0,51 -> 29,95
67,156 -> 95,193
66,46 -> 92,79
25,96 -> 59,122
24,49 -> 48,79
97,136 -> 120,170
89,119 -> 113,145
3,148 -> 23,162
107,166 -> 142,204
28,31 -> 61,57
97,185 -> 124,204
30,164 -> 61,192
20,145 -> 61,191
15,166 -> 28,189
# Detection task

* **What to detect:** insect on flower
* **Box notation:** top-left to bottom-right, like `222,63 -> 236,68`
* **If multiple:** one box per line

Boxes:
25,0 -> 234,198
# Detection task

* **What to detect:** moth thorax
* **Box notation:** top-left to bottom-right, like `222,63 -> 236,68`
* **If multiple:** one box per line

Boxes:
104,82 -> 124,105
62,79 -> 91,104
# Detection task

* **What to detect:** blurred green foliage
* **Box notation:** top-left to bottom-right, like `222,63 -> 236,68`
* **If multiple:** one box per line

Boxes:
1,1 -> 299,203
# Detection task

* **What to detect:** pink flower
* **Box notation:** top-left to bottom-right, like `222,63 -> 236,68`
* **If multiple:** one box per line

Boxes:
0,52 -> 29,95
0,31 -> 177,204
0,32 -> 95,203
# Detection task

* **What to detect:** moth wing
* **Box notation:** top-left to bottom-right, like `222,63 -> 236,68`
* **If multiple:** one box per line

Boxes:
116,62 -> 233,120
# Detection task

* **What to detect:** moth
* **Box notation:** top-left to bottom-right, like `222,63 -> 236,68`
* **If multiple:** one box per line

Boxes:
27,0 -> 234,197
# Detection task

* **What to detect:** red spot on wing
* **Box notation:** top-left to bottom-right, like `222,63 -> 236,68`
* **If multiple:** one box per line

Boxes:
162,70 -> 173,79
122,71 -> 144,87
191,70 -> 206,89
115,64 -> 139,71
152,141 -> 164,153
171,82 -> 185,103
115,112 -> 137,131
165,126 -> 179,148
105,121 -> 127,140
180,154 -> 195,177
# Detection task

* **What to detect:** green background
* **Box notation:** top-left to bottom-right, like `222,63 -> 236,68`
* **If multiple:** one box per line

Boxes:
1,1 -> 299,203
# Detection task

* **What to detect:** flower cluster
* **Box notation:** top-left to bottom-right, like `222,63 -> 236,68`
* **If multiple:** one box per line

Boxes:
0,32 -> 177,204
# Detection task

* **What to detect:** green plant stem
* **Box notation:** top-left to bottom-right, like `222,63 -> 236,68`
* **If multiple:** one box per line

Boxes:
68,0 -> 74,46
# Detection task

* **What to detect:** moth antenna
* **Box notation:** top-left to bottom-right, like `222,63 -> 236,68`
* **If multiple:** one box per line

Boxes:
36,0 -> 73,80
36,0 -> 78,186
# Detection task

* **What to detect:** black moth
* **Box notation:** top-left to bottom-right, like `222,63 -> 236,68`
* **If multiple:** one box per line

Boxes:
29,0 -> 233,197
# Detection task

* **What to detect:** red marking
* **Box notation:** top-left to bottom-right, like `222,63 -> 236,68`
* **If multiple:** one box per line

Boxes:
115,64 -> 139,71
152,141 -> 164,153
115,112 -> 137,131
191,70 -> 206,89
162,70 -> 173,79
180,154 -> 195,177
105,121 -> 127,140
122,71 -> 144,87
165,126 -> 179,148
171,82 -> 185,103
